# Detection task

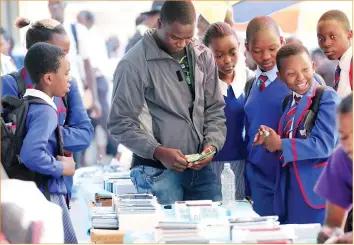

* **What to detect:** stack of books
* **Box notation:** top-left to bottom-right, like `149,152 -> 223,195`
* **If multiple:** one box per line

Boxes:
230,216 -> 295,243
91,207 -> 119,230
113,194 -> 161,231
155,221 -> 208,243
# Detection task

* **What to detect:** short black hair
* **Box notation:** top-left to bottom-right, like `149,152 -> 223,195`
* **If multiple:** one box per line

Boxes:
24,42 -> 66,85
276,43 -> 310,71
160,1 -> 196,25
16,18 -> 66,49
203,22 -> 239,47
79,10 -> 95,23
318,10 -> 351,32
246,16 -> 280,44
338,92 -> 353,114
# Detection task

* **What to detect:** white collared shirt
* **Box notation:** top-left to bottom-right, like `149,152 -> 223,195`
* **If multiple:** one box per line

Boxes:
23,89 -> 57,111
219,67 -> 254,98
255,65 -> 278,89
337,46 -> 353,98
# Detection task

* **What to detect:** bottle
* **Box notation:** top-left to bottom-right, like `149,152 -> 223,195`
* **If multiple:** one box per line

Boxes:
221,163 -> 236,206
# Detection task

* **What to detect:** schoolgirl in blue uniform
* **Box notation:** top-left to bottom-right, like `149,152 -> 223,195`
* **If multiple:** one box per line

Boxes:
20,42 -> 78,243
243,16 -> 290,216
203,22 -> 252,199
253,43 -> 340,224
1,18 -> 93,204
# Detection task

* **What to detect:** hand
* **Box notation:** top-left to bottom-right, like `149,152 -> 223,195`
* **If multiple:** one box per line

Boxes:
257,125 -> 282,152
188,145 -> 216,170
57,155 -> 76,176
317,226 -> 344,244
331,232 -> 353,244
153,147 -> 188,172
90,100 -> 102,119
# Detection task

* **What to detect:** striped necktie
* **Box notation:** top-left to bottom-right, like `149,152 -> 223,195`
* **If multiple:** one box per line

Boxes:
283,95 -> 301,138
333,64 -> 341,91
259,75 -> 268,91
279,95 -> 301,163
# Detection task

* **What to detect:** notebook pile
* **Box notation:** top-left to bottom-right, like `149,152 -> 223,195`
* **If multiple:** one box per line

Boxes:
155,221 -> 208,243
230,216 -> 295,243
91,206 -> 119,230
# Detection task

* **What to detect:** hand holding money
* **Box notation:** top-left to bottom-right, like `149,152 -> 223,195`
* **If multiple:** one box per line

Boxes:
187,145 -> 216,171
153,147 -> 188,172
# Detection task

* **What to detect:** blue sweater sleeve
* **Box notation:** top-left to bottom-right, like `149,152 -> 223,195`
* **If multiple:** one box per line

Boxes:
1,74 -> 18,97
61,78 -> 94,152
20,105 -> 64,178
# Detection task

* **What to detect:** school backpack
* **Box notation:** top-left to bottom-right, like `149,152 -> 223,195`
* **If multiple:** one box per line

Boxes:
1,95 -> 64,201
8,70 -> 70,112
281,86 -> 327,136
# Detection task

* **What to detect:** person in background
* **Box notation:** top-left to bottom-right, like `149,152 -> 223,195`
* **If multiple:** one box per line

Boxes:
203,22 -> 248,200
48,0 -> 101,117
2,17 -> 93,208
316,93 -> 353,244
125,1 -> 163,53
243,16 -> 290,217
108,1 -> 226,204
1,27 -> 25,69
197,14 -> 210,40
77,10 -> 118,159
254,43 -> 340,224
285,35 -> 303,45
1,53 -> 17,75
317,10 -> 353,97
311,48 -> 337,86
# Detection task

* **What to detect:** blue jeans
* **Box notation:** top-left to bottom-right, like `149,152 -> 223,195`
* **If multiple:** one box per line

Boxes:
130,164 -> 221,204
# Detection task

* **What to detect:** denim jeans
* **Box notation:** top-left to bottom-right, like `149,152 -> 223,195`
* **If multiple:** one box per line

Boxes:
130,164 -> 221,204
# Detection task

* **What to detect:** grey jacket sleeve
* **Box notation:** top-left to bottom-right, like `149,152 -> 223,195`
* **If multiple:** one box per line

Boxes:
202,50 -> 227,151
107,61 -> 161,159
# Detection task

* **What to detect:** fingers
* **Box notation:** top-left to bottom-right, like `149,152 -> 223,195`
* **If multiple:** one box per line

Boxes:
56,155 -> 64,161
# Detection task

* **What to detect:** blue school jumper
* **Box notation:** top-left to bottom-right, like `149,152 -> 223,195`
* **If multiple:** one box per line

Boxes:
276,81 -> 340,224
1,68 -> 94,200
213,87 -> 246,161
244,75 -> 290,216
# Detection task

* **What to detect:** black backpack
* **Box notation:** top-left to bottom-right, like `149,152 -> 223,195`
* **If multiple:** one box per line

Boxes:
8,71 -> 69,113
281,86 -> 327,136
1,95 -> 64,201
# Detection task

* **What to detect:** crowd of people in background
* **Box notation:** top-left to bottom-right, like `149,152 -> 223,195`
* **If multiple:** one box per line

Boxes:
0,0 -> 353,244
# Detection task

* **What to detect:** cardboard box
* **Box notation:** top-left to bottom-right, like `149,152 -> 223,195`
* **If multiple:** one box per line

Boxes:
90,229 -> 125,244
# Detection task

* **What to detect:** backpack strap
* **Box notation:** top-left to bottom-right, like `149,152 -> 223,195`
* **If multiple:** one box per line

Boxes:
244,76 -> 255,99
9,71 -> 26,98
282,94 -> 292,112
61,93 -> 70,126
303,86 -> 327,134
71,23 -> 79,54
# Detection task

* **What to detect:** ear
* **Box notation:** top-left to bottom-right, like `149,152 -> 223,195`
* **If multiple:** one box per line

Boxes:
312,61 -> 315,70
276,71 -> 284,83
157,18 -> 163,29
280,36 -> 285,46
348,30 -> 353,39
245,42 -> 249,52
43,73 -> 53,86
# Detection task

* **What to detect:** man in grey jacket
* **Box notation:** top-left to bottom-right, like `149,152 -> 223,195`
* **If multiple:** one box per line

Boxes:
108,1 -> 226,204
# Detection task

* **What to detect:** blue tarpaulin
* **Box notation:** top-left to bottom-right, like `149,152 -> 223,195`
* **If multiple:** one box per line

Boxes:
232,1 -> 300,23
